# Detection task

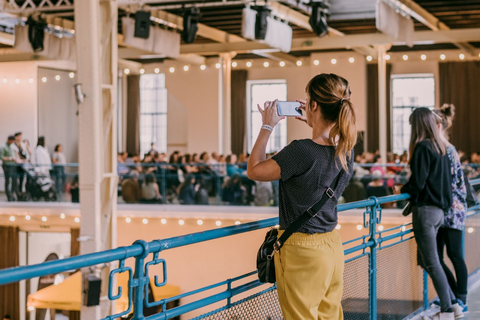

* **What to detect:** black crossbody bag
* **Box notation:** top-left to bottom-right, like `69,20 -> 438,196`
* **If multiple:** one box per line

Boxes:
257,171 -> 342,283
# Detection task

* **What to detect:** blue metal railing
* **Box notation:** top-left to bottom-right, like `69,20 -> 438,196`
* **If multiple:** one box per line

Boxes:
0,178 -> 479,320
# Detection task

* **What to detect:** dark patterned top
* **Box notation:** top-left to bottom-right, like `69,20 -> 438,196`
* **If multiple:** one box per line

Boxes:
444,145 -> 467,230
272,139 -> 354,234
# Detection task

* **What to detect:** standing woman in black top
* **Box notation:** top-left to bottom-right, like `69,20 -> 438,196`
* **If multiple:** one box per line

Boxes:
248,74 -> 356,320
400,108 -> 460,320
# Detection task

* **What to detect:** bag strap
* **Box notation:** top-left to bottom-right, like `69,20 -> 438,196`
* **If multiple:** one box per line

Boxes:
274,170 -> 343,251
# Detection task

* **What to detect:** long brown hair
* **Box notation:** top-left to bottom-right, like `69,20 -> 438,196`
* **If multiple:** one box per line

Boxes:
306,73 -> 356,170
408,107 -> 447,163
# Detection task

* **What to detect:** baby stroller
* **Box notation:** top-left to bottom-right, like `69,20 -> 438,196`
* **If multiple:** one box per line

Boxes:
21,164 -> 57,201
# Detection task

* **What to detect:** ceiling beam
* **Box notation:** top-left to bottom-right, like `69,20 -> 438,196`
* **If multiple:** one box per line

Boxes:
179,28 -> 480,55
385,0 -> 476,56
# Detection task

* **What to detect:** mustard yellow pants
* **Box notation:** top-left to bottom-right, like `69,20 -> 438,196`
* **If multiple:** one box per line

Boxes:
274,229 -> 344,320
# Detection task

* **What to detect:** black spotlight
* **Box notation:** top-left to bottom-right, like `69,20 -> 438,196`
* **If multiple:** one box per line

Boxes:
309,1 -> 329,38
182,7 -> 202,44
26,14 -> 47,52
252,6 -> 271,40
134,11 -> 152,39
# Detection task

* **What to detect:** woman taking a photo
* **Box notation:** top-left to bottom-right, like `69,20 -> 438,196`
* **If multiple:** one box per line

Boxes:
400,107 -> 462,320
248,73 -> 356,319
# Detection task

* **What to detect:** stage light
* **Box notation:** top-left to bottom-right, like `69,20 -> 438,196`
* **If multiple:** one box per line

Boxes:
215,63 -> 221,69
235,221 -> 241,225
403,54 -> 408,61
126,217 -> 131,223
336,224 -> 341,230
197,220 -> 203,226
459,53 -> 465,60
154,68 -> 160,74
421,54 -> 427,60
25,215 -> 31,221
169,67 -> 175,73
179,219 -> 185,225
134,11 -> 151,39
42,77 -> 47,83
42,216 -> 47,222
440,54 -> 446,60
142,218 -> 148,225
349,57 -> 355,63
232,62 -> 237,67
183,65 -> 189,71
356,225 -> 363,230
200,65 -> 206,70
378,225 -> 384,231
69,72 -> 75,78
216,221 -> 222,227
124,69 -> 130,75
331,58 -> 337,65
385,54 -> 390,60
161,218 -> 167,224
296,60 -> 302,66
313,59 -> 320,65
366,56 -> 373,61
74,217 -> 80,223
263,61 -> 269,67
9,216 -> 15,222
60,213 -> 65,219
183,7 -> 201,43
246,61 -> 252,68
309,2 -> 329,37
140,68 -> 145,74
279,61 -> 285,67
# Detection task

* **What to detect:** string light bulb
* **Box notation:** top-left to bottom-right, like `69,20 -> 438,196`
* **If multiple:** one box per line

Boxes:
468,227 -> 474,233
69,72 -> 75,78
142,218 -> 148,225
216,221 -> 222,227
246,61 -> 252,68
421,54 -> 427,60
349,57 -> 355,63
313,59 -> 320,66
60,213 -> 65,219
179,219 -> 185,225
401,226 -> 407,232
183,65 -> 189,71
356,225 -> 363,230
335,224 -> 341,230
2,78 -> 7,83
29,78 -> 34,83
140,68 -> 145,74
154,68 -> 160,74
263,62 -> 269,68
169,67 -> 175,73
366,56 -> 373,61
378,225 -> 384,231
42,77 -> 47,83
9,216 -> 15,222
126,217 -> 131,223
235,221 -> 241,225
55,75 -> 61,81
279,61 -> 285,67
459,53 -> 465,60
440,54 -> 446,60
74,217 -> 80,223
232,62 -> 237,67
197,219 -> 203,226
331,59 -> 337,65
161,218 -> 167,224
15,79 -> 20,84
402,54 -> 408,61
215,63 -> 221,69
296,60 -> 302,66
385,54 -> 390,60
124,69 -> 130,75
25,215 -> 31,221
200,65 -> 206,70
27,306 -> 35,312
42,216 -> 47,222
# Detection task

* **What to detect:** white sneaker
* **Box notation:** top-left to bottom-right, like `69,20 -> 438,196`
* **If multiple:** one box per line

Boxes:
451,303 -> 465,319
423,311 -> 455,320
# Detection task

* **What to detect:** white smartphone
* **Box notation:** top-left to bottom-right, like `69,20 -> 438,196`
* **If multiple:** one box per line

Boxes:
276,101 -> 302,117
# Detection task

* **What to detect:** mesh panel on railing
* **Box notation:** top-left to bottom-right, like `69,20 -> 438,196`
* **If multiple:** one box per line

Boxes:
191,287 -> 283,320
465,213 -> 480,273
376,239 -> 424,319
342,254 -> 370,320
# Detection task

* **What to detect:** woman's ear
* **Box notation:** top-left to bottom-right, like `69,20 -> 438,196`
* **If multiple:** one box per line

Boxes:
311,101 -> 318,111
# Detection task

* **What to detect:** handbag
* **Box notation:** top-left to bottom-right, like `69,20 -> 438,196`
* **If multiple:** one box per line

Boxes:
402,201 -> 412,216
257,171 -> 342,283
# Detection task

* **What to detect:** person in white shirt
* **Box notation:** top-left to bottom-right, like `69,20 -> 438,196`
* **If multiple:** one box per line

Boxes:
32,136 -> 52,176
52,144 -> 67,200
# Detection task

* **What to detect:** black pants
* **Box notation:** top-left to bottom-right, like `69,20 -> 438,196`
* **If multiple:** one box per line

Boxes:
2,164 -> 17,201
437,227 -> 468,302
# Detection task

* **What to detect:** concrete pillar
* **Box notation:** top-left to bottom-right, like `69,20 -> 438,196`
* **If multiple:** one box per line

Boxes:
219,53 -> 233,155
376,45 -> 388,163
74,0 -> 118,318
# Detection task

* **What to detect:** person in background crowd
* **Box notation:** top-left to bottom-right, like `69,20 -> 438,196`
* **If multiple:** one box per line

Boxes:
366,170 -> 388,199
399,107 -> 461,320
0,136 -> 18,201
121,170 -> 142,203
195,179 -> 210,205
178,174 -> 196,205
226,154 -> 244,177
118,152 -> 130,177
141,173 -> 162,203
254,180 -> 273,206
192,153 -> 201,164
52,144 -> 67,201
3,314 -> 11,320
11,132 -> 30,195
433,104 -> 469,313
142,154 -> 156,175
221,175 -> 245,205
343,169 -> 367,203
70,175 -> 79,203
237,154 -> 248,170
32,136 -> 52,177
149,142 -> 158,154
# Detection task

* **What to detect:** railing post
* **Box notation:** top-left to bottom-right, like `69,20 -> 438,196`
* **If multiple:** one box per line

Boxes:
132,240 -> 151,320
423,270 -> 429,311
368,198 -> 379,320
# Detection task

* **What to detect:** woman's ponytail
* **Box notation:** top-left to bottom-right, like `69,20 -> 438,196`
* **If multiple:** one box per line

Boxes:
329,99 -> 357,170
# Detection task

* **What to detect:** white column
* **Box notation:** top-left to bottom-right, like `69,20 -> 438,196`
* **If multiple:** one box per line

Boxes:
376,45 -> 388,163
218,53 -> 233,155
74,0 -> 118,318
